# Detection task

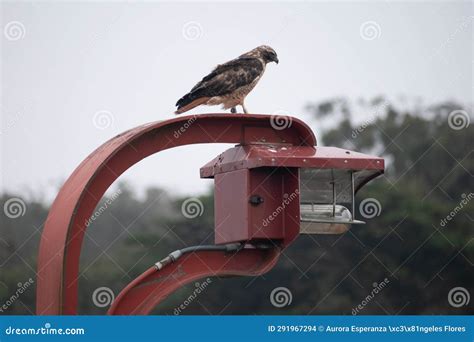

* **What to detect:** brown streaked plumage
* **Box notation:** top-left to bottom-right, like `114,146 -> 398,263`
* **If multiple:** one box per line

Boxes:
175,45 -> 278,115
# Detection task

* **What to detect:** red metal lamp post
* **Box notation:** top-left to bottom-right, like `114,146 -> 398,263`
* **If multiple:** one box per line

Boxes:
36,114 -> 384,315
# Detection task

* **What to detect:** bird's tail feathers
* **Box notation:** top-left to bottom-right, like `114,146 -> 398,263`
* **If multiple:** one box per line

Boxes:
175,96 -> 210,115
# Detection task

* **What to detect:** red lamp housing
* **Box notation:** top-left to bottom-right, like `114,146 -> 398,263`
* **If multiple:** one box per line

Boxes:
201,144 -> 384,246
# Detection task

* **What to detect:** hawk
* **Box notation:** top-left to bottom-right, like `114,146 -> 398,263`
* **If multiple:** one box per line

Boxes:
175,45 -> 278,115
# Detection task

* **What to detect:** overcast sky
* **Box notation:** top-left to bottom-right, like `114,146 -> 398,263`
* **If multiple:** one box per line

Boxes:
1,0 -> 472,201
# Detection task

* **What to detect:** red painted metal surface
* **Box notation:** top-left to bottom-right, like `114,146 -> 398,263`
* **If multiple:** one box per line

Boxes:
36,114 -> 316,315
214,168 -> 300,245
200,145 -> 384,178
108,248 -> 280,315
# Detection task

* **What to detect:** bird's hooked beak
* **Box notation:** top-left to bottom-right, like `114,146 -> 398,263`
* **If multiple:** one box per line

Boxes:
273,56 -> 279,64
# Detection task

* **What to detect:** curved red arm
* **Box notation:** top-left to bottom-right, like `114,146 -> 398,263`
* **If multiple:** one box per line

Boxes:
108,248 -> 280,315
36,113 -> 316,315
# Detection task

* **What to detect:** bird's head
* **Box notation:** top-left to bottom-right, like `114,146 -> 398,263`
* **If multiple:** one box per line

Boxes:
244,45 -> 279,64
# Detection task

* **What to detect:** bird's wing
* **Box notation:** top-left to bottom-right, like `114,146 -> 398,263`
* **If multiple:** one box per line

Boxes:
191,57 -> 264,95
175,57 -> 263,110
